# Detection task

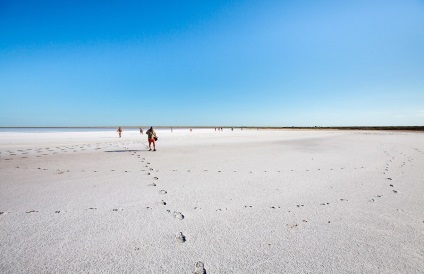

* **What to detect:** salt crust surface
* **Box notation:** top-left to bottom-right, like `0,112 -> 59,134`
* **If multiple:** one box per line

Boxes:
0,129 -> 423,273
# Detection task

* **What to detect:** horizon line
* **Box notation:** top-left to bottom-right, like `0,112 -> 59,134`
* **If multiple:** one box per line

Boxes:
1,126 -> 423,131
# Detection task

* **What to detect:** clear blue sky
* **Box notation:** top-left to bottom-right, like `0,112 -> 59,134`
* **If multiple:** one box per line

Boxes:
1,0 -> 423,127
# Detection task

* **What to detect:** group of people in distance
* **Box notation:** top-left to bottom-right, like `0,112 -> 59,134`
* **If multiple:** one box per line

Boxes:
117,126 -> 157,151
117,126 -> 239,152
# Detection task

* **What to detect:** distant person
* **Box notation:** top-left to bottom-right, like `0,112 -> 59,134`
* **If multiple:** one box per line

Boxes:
140,127 -> 143,134
231,127 -> 234,131
146,127 -> 157,151
117,127 -> 123,138
171,127 -> 173,133
190,128 -> 192,132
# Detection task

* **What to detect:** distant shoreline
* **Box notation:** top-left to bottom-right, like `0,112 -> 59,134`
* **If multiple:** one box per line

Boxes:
0,126 -> 423,131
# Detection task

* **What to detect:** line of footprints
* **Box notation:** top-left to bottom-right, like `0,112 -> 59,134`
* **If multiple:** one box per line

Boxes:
21,165 -> 369,175
0,141 -> 145,159
134,152 -> 207,274
139,154 -> 186,243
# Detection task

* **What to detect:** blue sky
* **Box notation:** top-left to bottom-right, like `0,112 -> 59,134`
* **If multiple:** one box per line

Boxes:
1,0 -> 423,126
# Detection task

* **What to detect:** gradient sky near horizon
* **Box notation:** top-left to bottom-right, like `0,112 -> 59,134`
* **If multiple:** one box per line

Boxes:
1,0 -> 423,127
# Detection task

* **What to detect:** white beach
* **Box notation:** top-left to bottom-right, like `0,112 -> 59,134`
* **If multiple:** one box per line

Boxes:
0,128 -> 423,273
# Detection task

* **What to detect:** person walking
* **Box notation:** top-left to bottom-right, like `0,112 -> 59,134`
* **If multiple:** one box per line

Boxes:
146,127 -> 157,151
140,127 -> 143,134
117,127 -> 123,138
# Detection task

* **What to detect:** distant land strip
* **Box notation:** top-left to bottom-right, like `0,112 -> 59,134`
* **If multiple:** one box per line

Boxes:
1,126 -> 423,131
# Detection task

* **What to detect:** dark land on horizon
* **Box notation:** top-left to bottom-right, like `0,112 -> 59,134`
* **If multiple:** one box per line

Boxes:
1,126 -> 423,131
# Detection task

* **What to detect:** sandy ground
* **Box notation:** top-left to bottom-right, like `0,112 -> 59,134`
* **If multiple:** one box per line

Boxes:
0,129 -> 423,273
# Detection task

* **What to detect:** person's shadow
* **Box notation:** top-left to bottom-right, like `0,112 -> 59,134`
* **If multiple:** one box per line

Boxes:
104,150 -> 144,153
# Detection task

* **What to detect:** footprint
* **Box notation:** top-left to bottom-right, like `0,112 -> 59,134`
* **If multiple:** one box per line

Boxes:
393,190 -> 398,193
340,199 -> 348,201
149,183 -> 157,187
26,210 -> 38,213
159,190 -> 167,194
55,211 -> 60,213
88,207 -> 97,210
174,212 -> 184,220
160,200 -> 166,205
288,223 -> 298,229
154,177 -> 158,180
194,261 -> 206,274
176,232 -> 186,243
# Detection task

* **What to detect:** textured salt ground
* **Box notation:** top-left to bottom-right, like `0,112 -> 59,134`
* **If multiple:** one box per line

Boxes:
1,129 -> 424,273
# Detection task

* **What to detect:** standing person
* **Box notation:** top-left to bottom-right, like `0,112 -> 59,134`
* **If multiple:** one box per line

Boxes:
117,127 -> 123,138
146,127 -> 157,151
140,127 -> 143,134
